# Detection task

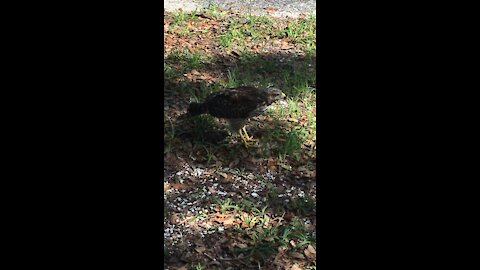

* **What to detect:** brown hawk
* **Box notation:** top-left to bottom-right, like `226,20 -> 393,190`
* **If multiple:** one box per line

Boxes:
187,86 -> 286,146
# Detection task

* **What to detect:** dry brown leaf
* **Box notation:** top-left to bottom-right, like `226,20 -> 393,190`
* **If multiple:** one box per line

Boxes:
304,244 -> 316,260
164,182 -> 170,191
229,158 -> 240,167
281,41 -> 294,50
284,212 -> 295,222
264,6 -> 278,11
290,264 -> 302,270
236,243 -> 248,248
170,213 -> 181,224
174,265 -> 188,270
195,246 -> 206,253
190,69 -> 201,75
304,223 -> 315,231
217,171 -> 229,179
289,251 -> 305,259
267,159 -> 277,171
222,216 -> 235,225
172,182 -> 187,190
288,118 -> 299,122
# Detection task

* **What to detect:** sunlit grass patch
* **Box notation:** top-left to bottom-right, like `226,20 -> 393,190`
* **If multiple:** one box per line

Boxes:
167,48 -> 205,70
204,3 -> 228,20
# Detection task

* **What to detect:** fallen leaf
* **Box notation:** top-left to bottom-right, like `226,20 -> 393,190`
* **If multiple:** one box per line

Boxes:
170,213 -> 181,224
264,6 -> 278,11
222,216 -> 236,225
229,158 -> 240,167
236,243 -> 248,248
281,41 -> 294,50
217,171 -> 229,179
289,251 -> 305,259
290,264 -> 302,270
172,182 -> 187,190
164,182 -> 170,191
288,118 -> 299,122
195,246 -> 206,253
284,212 -> 295,222
304,244 -> 316,260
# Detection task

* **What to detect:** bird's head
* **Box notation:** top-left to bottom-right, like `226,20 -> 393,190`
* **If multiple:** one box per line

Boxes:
263,87 -> 286,103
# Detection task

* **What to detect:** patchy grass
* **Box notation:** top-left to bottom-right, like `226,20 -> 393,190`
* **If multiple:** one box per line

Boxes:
164,5 -> 316,270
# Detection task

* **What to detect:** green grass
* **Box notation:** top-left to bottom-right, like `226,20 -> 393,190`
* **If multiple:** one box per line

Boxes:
204,4 -> 228,19
193,263 -> 206,270
204,197 -> 316,262
167,49 -> 204,70
278,127 -> 307,160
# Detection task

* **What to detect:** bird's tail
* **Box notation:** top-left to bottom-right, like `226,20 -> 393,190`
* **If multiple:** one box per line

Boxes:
187,102 -> 206,116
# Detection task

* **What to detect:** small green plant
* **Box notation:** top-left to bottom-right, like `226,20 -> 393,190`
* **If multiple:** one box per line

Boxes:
167,49 -> 204,71
202,145 -> 217,166
215,198 -> 239,214
289,195 -> 315,216
279,127 -> 307,160
172,9 -> 198,25
191,114 -> 215,143
204,4 -> 227,19
226,68 -> 240,87
193,263 -> 205,270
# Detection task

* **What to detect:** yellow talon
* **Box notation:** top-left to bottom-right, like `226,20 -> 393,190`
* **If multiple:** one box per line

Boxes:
242,127 -> 256,141
238,128 -> 254,148
238,127 -> 257,148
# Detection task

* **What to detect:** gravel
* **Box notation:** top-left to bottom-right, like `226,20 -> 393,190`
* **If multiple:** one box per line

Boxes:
164,0 -> 316,18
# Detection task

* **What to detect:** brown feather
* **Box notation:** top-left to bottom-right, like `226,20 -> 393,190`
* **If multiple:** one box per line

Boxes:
187,86 -> 285,133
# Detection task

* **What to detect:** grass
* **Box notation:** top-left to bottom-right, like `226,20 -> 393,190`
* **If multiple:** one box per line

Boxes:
164,5 -> 316,269
193,263 -> 206,270
210,198 -> 315,262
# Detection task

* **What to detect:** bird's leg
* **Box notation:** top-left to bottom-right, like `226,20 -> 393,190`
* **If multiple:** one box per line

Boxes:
241,126 -> 256,142
238,129 -> 250,148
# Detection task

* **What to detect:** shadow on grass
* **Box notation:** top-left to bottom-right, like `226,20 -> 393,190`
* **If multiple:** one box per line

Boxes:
164,50 -> 316,98
164,49 -> 315,160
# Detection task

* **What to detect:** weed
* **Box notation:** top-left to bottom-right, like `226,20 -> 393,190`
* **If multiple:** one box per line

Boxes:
193,263 -> 205,270
288,195 -> 315,216
278,127 -> 307,160
190,114 -> 215,142
202,145 -> 217,166
214,198 -> 239,214
204,4 -> 227,19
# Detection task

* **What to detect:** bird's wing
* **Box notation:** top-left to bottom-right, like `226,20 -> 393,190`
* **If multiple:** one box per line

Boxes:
205,88 -> 267,119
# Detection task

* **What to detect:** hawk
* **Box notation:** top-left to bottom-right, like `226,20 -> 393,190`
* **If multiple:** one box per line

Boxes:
187,86 -> 286,146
